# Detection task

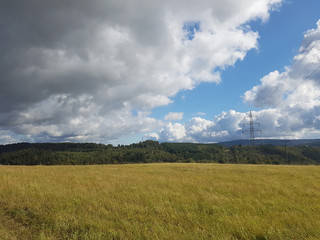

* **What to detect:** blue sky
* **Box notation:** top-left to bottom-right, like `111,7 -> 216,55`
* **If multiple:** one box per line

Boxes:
0,0 -> 320,144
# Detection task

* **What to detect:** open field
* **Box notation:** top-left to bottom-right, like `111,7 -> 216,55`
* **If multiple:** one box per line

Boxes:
0,164 -> 319,239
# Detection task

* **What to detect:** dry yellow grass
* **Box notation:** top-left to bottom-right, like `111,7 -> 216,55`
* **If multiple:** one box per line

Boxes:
0,163 -> 319,239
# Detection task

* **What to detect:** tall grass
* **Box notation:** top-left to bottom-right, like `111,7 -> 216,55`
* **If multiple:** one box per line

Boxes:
0,163 -> 319,239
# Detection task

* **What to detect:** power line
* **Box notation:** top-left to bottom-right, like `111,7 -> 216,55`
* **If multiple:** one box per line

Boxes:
275,61 -> 320,108
253,33 -> 320,109
289,34 -> 319,74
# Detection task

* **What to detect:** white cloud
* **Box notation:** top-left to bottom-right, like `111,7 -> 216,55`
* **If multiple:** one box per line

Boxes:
243,70 -> 289,107
148,110 -> 246,143
147,107 -> 319,143
148,19 -> 320,143
164,112 -> 184,121
242,20 -> 320,140
158,122 -> 188,142
0,0 -> 283,143
244,20 -> 320,108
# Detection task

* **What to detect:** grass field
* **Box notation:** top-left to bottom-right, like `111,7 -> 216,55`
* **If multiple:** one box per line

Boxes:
0,163 -> 319,239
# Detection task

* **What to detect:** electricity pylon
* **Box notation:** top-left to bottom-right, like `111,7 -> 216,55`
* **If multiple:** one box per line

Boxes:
242,110 -> 262,145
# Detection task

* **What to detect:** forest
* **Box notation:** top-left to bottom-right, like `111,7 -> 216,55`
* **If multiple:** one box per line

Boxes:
0,140 -> 320,165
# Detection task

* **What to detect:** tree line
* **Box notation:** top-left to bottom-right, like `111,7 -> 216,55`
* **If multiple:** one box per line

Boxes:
0,140 -> 319,165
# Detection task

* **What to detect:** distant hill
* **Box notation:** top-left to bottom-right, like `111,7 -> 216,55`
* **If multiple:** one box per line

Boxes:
0,140 -> 319,165
218,139 -> 320,147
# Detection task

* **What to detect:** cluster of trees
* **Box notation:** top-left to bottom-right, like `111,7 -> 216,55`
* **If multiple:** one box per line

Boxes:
0,140 -> 319,165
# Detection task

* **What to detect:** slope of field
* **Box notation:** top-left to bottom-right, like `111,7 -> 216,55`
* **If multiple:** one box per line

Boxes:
0,164 -> 319,239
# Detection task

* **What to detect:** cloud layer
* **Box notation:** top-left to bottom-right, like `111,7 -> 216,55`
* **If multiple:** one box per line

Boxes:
1,0 -> 282,143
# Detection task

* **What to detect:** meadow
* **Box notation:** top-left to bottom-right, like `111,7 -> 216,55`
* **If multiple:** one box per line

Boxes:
0,163 -> 319,239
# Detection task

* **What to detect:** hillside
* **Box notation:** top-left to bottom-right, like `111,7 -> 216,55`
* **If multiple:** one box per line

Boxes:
0,140 -> 320,165
219,139 -> 320,147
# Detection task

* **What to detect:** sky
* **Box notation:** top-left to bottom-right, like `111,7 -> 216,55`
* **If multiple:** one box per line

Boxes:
0,0 -> 320,145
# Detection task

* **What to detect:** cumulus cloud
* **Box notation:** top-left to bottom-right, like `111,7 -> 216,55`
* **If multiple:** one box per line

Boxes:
0,0 -> 282,143
147,110 -> 246,143
241,20 -> 320,140
149,19 -> 320,143
164,112 -> 184,121
148,106 -> 319,143
244,20 -> 320,108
